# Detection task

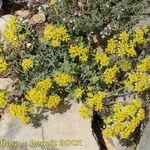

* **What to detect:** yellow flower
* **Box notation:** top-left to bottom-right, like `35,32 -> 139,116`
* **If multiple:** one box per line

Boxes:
8,103 -> 32,124
137,108 -> 145,121
119,32 -> 129,42
113,122 -> 125,134
51,39 -> 61,47
113,103 -> 122,113
0,57 -> 7,73
103,66 -> 119,84
79,105 -> 92,119
0,91 -> 6,108
124,104 -> 136,116
133,99 -> 142,108
105,38 -> 117,54
104,117 -> 112,124
54,71 -> 74,87
25,87 -> 47,107
2,16 -> 25,48
95,52 -> 110,67
103,99 -> 145,139
46,94 -> 61,109
119,60 -> 131,71
69,43 -> 89,62
137,57 -> 150,72
86,91 -> 106,111
102,128 -> 113,137
43,24 -> 69,47
36,78 -> 52,91
74,88 -> 84,99
133,27 -> 147,44
124,72 -> 149,92
43,24 -> 55,41
21,58 -> 33,71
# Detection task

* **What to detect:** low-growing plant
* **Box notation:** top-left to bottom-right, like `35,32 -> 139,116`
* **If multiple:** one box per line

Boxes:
0,15 -> 149,141
43,0 -> 150,40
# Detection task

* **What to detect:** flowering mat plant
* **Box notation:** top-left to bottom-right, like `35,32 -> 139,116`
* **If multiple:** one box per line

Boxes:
0,1 -> 150,143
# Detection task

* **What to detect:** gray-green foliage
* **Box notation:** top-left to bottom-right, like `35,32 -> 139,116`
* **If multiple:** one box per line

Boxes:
45,0 -> 150,38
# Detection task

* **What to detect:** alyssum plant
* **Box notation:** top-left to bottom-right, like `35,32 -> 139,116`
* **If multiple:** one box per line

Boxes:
0,15 -> 149,140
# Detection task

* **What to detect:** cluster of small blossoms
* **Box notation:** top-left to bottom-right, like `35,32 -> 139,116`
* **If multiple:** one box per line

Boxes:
26,78 -> 60,109
79,90 -> 106,118
8,103 -> 33,124
54,71 -> 74,87
21,58 -> 33,71
0,91 -> 6,108
95,52 -> 110,67
125,72 -> 150,92
43,24 -> 70,47
74,88 -> 84,99
103,66 -> 119,84
137,56 -> 150,72
105,27 -> 149,57
0,57 -> 7,73
26,78 -> 51,107
79,104 -> 92,119
102,99 -> 145,139
46,95 -> 61,109
2,16 -> 25,48
86,91 -> 106,112
69,43 -> 89,62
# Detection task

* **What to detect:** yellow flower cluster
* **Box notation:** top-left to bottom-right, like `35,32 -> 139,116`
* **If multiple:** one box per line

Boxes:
43,24 -> 70,47
46,94 -> 61,109
2,16 -> 25,48
74,88 -> 84,99
21,58 -> 33,71
119,60 -> 131,72
133,27 -> 149,44
0,57 -> 7,73
117,32 -> 137,57
79,105 -> 92,119
69,43 -> 89,62
86,91 -> 106,111
103,99 -> 145,139
8,103 -> 33,124
137,57 -> 150,72
0,91 -> 6,108
25,78 -> 52,107
54,72 -> 74,87
105,27 -> 149,57
124,72 -> 150,92
105,38 -> 117,54
103,66 -> 119,84
95,52 -> 110,67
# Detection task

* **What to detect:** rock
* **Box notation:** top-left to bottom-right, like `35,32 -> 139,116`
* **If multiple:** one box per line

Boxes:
0,104 -> 99,150
103,137 -> 134,150
103,137 -> 116,150
15,10 -> 31,18
0,78 -> 14,91
0,15 -> 13,33
29,12 -> 46,25
136,110 -> 150,150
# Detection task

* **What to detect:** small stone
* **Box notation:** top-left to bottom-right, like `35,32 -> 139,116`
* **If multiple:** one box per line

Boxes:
15,10 -> 31,18
136,110 -> 150,150
29,12 -> 46,25
0,78 -> 14,91
104,137 -> 134,150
